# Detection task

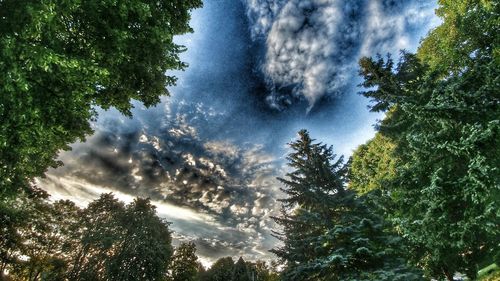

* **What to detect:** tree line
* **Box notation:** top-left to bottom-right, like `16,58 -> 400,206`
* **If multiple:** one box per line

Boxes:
1,0 -> 498,280
0,190 -> 279,280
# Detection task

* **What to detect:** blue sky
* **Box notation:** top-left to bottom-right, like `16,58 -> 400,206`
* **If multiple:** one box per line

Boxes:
38,0 -> 440,265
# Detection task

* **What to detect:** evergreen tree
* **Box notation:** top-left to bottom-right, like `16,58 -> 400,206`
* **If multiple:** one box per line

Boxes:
271,129 -> 348,280
170,242 -> 199,281
358,1 -> 499,279
272,130 -> 422,280
232,257 -> 251,281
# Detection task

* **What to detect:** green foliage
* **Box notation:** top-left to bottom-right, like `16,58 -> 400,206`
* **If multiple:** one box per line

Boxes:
0,0 -> 202,196
107,197 -> 173,281
478,263 -> 499,280
170,242 -> 199,281
358,1 -> 500,279
271,129 -> 347,280
349,133 -> 397,194
204,257 -> 234,281
272,130 -> 422,281
232,257 -> 251,281
201,257 -> 278,281
1,193 -> 173,280
246,260 -> 280,281
0,189 -> 79,280
418,0 -> 499,74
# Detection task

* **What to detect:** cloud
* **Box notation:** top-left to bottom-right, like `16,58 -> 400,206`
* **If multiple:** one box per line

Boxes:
40,99 -> 282,263
245,0 -> 288,38
37,0 -> 440,264
244,0 -> 438,111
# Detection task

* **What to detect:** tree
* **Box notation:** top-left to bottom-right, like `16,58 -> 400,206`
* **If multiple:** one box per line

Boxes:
65,194 -> 173,281
67,193 -> 125,280
272,130 -> 422,280
245,260 -> 280,281
107,198 -> 173,281
271,129 -> 347,280
170,242 -> 199,281
358,1 -> 499,278
0,189 -> 81,280
417,0 -> 498,75
0,0 -> 202,196
1,193 -> 174,280
349,133 -> 397,195
14,199 -> 80,281
0,190 -> 45,278
232,257 -> 251,281
205,257 -> 234,281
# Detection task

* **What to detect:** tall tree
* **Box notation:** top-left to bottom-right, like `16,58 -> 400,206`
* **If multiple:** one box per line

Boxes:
272,130 -> 421,280
0,0 -> 202,196
66,194 -> 173,281
358,1 -> 499,279
232,257 -> 251,281
107,198 -> 173,281
67,193 -> 126,280
170,242 -> 199,281
271,129 -> 348,280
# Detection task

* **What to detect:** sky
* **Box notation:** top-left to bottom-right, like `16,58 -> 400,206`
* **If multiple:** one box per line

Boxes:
38,0 -> 440,266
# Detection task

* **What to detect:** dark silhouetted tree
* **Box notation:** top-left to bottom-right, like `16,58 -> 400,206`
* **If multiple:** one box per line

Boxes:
205,257 -> 234,281
232,257 -> 251,281
107,198 -> 173,281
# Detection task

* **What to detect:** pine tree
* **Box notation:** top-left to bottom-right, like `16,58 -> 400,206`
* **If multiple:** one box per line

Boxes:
271,129 -> 348,280
272,130 -> 423,280
232,257 -> 251,281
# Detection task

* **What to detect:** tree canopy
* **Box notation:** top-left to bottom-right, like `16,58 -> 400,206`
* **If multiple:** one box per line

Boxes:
170,242 -> 199,281
1,193 -> 173,280
0,0 -> 202,196
272,130 -> 422,281
355,0 -> 499,279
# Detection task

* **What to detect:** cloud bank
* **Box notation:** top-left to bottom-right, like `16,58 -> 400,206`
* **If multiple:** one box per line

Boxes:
40,99 -> 283,262
244,0 -> 438,111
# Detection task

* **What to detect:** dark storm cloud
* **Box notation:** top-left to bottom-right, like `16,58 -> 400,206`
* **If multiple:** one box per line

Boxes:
244,0 -> 438,111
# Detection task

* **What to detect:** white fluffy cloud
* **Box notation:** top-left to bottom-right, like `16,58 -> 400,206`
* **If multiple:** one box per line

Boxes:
244,0 -> 438,110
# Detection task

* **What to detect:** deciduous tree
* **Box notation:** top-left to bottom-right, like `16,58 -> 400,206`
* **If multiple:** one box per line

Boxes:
0,0 -> 202,196
170,242 -> 199,281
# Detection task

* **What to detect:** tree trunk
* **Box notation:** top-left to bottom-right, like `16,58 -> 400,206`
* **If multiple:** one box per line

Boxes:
442,267 -> 454,281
